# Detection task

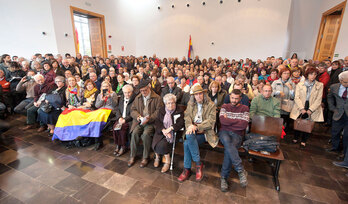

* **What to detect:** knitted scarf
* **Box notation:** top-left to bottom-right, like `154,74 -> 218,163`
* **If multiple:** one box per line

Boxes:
84,87 -> 98,99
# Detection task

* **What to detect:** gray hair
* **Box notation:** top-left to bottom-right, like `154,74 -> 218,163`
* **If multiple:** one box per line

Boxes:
55,76 -> 65,83
33,73 -> 44,81
163,93 -> 177,104
122,84 -> 133,92
339,71 -> 348,81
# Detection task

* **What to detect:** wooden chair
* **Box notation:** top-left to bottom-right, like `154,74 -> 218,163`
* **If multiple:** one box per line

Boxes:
248,115 -> 284,191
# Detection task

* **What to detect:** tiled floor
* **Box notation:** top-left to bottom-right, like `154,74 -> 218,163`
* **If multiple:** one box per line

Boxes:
0,115 -> 347,204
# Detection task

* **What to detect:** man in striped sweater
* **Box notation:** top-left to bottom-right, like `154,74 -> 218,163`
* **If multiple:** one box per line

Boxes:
219,89 -> 249,192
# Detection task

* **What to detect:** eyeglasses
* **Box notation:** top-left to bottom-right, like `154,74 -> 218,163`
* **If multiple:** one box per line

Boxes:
55,81 -> 63,83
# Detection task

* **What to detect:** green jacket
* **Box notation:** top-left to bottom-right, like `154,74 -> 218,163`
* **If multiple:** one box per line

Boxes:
250,95 -> 281,118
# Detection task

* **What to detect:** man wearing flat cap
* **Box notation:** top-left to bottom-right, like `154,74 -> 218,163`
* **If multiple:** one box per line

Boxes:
177,84 -> 218,182
128,79 -> 163,167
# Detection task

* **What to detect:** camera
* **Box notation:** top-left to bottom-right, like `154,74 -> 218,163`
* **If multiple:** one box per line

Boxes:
102,89 -> 108,95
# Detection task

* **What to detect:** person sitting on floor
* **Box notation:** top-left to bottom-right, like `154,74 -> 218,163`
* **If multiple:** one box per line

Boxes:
219,89 -> 249,192
128,79 -> 163,168
152,93 -> 184,173
178,84 -> 218,182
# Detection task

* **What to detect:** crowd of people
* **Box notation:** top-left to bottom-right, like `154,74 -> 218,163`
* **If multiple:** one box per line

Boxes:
0,52 -> 347,191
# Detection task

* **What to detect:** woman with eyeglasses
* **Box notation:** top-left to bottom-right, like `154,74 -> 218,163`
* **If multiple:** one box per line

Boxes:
37,76 -> 67,136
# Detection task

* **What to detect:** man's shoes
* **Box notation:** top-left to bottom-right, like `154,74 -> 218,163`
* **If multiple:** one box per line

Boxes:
37,126 -> 46,132
196,163 -> 204,181
140,158 -> 148,168
178,169 -> 191,182
21,125 -> 34,130
128,157 -> 135,167
220,177 -> 228,192
325,148 -> 340,153
238,170 -> 248,187
333,161 -> 348,169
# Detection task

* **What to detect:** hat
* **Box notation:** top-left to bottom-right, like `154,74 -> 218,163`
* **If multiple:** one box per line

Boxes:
139,79 -> 151,89
190,84 -> 206,95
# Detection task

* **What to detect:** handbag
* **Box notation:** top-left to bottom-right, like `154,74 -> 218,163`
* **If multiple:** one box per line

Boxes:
293,116 -> 315,133
281,99 -> 294,112
39,101 -> 53,113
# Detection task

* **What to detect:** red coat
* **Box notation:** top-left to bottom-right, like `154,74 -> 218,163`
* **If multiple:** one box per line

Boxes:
318,71 -> 330,98
0,77 -> 10,92
186,78 -> 197,86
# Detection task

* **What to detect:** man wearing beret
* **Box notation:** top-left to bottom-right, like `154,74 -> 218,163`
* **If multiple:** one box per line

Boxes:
128,79 -> 163,167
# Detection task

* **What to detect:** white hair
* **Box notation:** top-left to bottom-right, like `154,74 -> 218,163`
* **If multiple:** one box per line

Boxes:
339,71 -> 348,81
122,84 -> 133,92
33,73 -> 44,81
163,93 -> 177,104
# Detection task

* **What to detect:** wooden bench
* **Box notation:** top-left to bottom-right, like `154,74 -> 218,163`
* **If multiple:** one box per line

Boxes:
247,115 -> 284,191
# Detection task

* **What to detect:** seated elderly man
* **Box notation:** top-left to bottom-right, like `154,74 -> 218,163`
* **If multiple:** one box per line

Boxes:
113,84 -> 135,157
14,70 -> 37,115
178,84 -> 218,182
161,76 -> 183,103
21,74 -> 56,131
128,79 -> 163,167
219,89 -> 249,192
250,84 -> 280,118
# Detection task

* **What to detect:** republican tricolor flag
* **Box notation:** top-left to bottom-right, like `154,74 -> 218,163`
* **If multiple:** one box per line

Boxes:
187,35 -> 193,61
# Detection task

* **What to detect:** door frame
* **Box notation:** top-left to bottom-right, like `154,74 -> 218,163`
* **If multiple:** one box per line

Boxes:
70,6 -> 107,57
313,1 -> 346,61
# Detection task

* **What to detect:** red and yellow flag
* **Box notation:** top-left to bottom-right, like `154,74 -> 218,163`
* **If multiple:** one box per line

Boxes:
188,35 -> 193,61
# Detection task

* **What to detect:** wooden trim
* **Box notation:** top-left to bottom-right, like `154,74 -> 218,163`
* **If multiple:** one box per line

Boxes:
313,0 -> 347,60
70,6 -> 107,58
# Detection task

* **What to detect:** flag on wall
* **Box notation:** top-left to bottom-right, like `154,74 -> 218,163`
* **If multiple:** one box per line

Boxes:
52,108 -> 111,141
75,28 -> 79,53
188,35 -> 193,61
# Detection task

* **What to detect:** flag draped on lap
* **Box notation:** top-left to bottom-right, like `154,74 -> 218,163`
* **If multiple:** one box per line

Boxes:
52,108 -> 112,141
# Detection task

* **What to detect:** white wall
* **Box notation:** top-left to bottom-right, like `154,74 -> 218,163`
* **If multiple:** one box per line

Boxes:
0,0 -> 58,59
287,0 -> 348,60
131,0 -> 292,60
49,0 -> 136,57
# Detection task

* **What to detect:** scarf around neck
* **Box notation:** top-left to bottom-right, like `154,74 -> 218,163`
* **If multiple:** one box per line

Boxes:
84,87 -> 98,98
304,80 -> 315,101
163,107 -> 175,143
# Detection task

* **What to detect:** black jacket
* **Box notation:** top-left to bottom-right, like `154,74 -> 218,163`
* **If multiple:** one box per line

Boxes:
115,93 -> 136,125
152,105 -> 185,150
161,84 -> 183,103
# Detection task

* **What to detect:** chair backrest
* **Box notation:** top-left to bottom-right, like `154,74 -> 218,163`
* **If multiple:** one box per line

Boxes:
250,115 -> 284,142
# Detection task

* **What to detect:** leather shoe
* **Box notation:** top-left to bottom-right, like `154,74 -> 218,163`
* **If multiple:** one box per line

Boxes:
128,157 -> 135,167
325,148 -> 339,153
37,126 -> 46,132
21,125 -> 34,130
140,158 -> 148,168
196,163 -> 204,181
178,169 -> 191,182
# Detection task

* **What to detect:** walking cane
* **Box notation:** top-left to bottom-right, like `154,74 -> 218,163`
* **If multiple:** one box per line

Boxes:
170,132 -> 177,171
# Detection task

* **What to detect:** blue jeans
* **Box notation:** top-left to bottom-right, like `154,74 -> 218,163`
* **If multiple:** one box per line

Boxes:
14,98 -> 34,115
184,134 -> 206,169
219,130 -> 244,178
331,114 -> 348,154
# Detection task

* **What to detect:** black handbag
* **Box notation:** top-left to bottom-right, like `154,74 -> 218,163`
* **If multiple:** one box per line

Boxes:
39,101 -> 53,113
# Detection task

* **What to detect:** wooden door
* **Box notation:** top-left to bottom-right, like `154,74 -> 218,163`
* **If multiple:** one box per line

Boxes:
317,15 -> 341,61
89,18 -> 105,58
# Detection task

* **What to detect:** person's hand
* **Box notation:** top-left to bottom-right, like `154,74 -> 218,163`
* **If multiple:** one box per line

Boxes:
307,110 -> 312,116
223,113 -> 227,118
285,82 -> 293,90
301,109 -> 307,115
279,92 -> 285,98
119,118 -> 125,124
45,100 -> 49,104
137,115 -> 142,122
142,116 -> 149,125
68,105 -> 75,110
34,101 -> 39,107
20,76 -> 27,83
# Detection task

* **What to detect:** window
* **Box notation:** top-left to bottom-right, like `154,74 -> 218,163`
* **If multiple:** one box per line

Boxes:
74,15 -> 92,56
